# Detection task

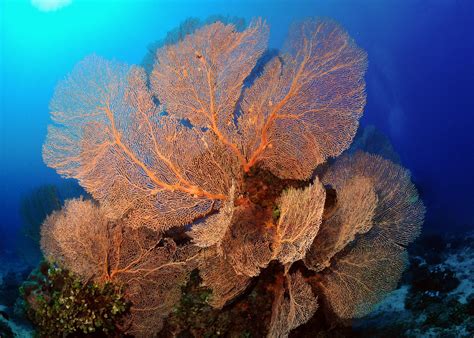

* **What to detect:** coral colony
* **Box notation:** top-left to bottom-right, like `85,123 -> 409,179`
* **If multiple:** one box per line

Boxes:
39,18 -> 424,336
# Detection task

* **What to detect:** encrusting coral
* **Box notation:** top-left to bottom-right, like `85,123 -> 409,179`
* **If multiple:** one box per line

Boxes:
19,261 -> 129,336
40,17 -> 425,337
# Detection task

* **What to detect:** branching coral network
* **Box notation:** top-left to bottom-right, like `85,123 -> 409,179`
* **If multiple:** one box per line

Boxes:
41,17 -> 425,337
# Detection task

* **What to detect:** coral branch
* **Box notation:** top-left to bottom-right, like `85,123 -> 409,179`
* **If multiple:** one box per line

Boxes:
240,19 -> 367,178
44,56 -> 235,230
40,198 -> 200,336
268,271 -> 318,338
273,180 -> 326,266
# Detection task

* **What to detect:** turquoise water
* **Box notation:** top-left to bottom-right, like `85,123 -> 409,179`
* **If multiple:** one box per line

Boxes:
2,0 -> 473,246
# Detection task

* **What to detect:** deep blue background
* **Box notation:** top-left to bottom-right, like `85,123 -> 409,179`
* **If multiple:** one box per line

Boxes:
1,0 -> 473,250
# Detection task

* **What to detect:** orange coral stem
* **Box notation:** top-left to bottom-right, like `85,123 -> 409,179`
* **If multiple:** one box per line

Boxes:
203,61 -> 248,169
104,105 -> 226,200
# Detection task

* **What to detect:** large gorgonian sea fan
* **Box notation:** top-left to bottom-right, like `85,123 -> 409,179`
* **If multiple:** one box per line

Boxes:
41,17 -> 424,337
43,18 -> 366,231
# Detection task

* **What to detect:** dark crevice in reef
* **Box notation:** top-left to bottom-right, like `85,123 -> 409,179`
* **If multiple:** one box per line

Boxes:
322,186 -> 338,221
162,165 -> 312,246
160,260 -> 348,337
242,166 -> 309,208
163,225 -> 192,246
160,264 -> 279,337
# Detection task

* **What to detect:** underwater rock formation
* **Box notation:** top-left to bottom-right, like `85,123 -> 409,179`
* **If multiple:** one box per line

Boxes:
40,17 -> 424,336
352,231 -> 474,337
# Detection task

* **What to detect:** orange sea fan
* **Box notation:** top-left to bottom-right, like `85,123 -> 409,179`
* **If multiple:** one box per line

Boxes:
43,18 -> 367,234
239,19 -> 367,179
305,152 -> 425,319
268,271 -> 318,338
317,234 -> 408,319
320,152 -> 425,247
40,198 -> 201,336
39,16 -> 422,337
273,180 -> 326,267
197,245 -> 251,309
43,57 -> 237,231
305,175 -> 378,272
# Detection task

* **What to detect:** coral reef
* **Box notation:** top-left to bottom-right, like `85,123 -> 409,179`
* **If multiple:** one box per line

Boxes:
0,250 -> 36,337
39,17 -> 424,336
40,198 -> 200,336
353,231 -> 474,337
19,261 -> 129,336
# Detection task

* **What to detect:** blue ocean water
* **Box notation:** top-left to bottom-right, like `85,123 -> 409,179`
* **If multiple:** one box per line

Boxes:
0,0 -> 473,335
1,0 -> 473,250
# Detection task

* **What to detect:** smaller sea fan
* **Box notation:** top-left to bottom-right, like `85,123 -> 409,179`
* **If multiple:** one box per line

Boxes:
41,198 -> 200,337
41,198 -> 109,280
273,180 -> 326,267
197,246 -> 251,309
268,271 -> 318,338
305,175 -> 377,272
321,152 -> 425,246
222,202 -> 275,277
317,233 -> 408,319
306,152 -> 425,319
188,184 -> 236,250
